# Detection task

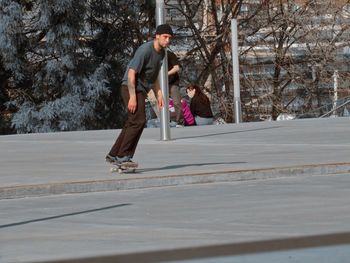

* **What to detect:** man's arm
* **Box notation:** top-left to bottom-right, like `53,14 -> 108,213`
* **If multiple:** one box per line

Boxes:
168,64 -> 179,76
127,68 -> 137,113
153,78 -> 164,109
167,51 -> 180,77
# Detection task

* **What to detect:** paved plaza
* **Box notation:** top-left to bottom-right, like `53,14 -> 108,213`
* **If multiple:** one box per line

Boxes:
1,117 -> 350,199
0,117 -> 349,262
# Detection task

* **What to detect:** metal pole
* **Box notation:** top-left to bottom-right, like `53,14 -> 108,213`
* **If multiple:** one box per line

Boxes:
231,19 -> 242,123
332,70 -> 338,118
156,0 -> 171,141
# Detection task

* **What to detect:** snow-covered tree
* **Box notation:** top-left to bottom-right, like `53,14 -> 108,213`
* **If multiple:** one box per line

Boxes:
0,0 -> 106,133
1,0 -> 153,134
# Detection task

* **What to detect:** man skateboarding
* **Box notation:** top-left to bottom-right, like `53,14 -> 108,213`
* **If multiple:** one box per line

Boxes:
106,24 -> 173,166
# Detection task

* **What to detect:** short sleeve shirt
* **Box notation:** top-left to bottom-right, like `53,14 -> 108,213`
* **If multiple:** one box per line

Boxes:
122,41 -> 165,93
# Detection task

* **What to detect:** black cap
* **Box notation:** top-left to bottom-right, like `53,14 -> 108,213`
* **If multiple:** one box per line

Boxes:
155,24 -> 173,36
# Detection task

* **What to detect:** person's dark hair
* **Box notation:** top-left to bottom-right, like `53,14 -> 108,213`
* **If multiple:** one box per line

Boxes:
187,85 -> 210,105
155,24 -> 173,36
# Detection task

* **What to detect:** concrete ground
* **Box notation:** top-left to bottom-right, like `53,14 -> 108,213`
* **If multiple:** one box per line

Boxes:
1,117 -> 350,199
1,175 -> 350,262
0,117 -> 350,262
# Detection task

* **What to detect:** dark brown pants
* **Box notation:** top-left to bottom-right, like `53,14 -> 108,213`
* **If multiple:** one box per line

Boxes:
108,85 -> 146,158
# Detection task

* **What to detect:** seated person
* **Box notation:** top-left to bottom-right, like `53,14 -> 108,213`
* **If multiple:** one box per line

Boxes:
186,85 -> 214,125
169,99 -> 195,126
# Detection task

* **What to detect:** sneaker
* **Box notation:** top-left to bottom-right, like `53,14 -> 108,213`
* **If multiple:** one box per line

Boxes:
116,155 -> 131,163
176,124 -> 184,128
105,154 -> 119,164
126,159 -> 138,165
122,159 -> 138,168
117,156 -> 138,167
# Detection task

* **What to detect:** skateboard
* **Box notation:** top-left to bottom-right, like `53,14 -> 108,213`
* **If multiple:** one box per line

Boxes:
109,161 -> 138,174
146,89 -> 160,120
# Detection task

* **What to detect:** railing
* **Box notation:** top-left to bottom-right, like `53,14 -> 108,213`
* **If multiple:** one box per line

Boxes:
320,99 -> 350,118
296,95 -> 350,119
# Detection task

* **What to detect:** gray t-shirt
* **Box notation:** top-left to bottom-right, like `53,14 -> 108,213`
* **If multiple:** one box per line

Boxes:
122,40 -> 165,93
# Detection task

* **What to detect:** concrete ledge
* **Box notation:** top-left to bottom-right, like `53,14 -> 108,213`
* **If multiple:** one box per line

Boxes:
2,162 -> 350,200
37,231 -> 350,263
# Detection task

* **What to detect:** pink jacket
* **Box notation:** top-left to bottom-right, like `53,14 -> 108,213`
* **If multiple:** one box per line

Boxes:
169,99 -> 195,126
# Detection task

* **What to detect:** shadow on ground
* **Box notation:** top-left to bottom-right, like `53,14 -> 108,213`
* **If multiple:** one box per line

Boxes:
138,161 -> 247,173
0,203 -> 131,229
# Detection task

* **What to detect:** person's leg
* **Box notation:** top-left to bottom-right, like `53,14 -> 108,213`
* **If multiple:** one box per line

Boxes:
194,116 -> 214,126
120,90 -> 146,158
169,84 -> 184,126
108,86 -> 146,159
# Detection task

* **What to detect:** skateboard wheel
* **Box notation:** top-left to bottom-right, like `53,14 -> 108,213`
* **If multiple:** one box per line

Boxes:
118,168 -> 123,173
110,167 -> 114,173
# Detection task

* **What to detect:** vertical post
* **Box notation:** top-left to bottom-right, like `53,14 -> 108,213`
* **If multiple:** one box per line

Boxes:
156,0 -> 171,141
332,70 -> 338,117
231,19 -> 242,123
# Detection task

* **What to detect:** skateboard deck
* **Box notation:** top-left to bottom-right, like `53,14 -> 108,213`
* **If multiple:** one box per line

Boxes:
110,161 -> 138,174
146,89 -> 160,120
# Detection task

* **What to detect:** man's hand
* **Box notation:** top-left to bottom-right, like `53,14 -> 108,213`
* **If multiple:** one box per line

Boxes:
157,93 -> 164,109
127,69 -> 137,113
153,79 -> 164,109
128,95 -> 137,113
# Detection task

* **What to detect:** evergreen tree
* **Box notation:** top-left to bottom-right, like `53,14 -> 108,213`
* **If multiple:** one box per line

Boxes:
3,0 -> 111,133
0,0 -> 151,134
